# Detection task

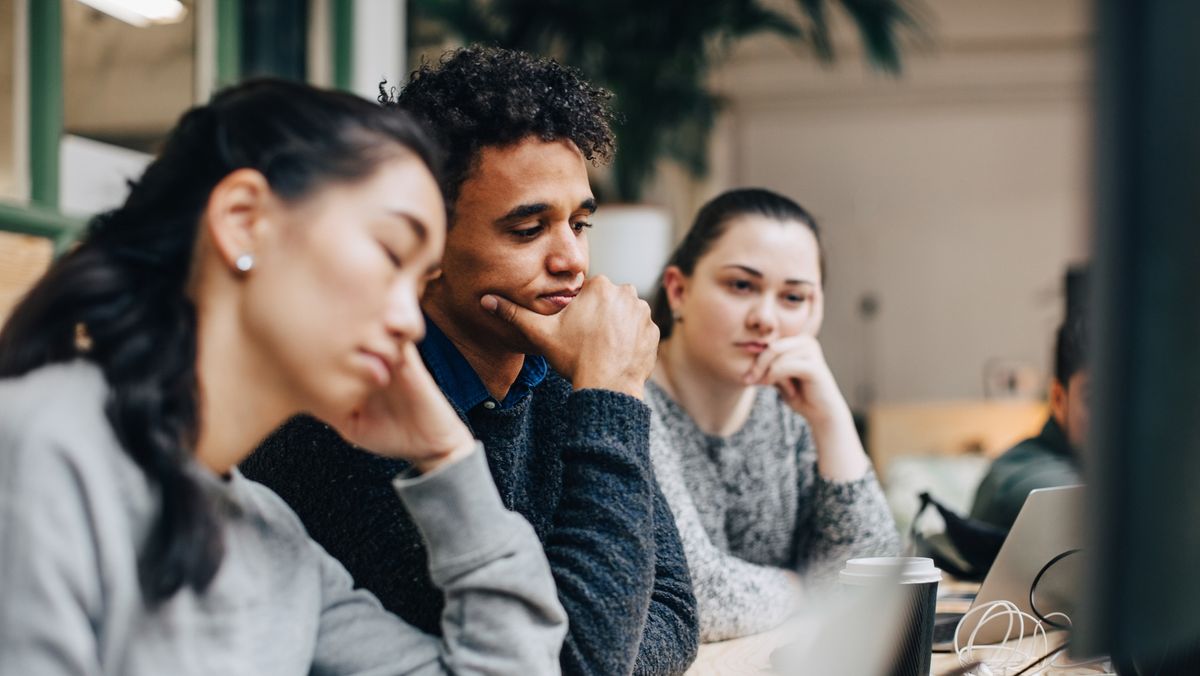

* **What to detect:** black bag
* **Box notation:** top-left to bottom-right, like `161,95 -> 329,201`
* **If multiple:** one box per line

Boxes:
909,492 -> 1008,581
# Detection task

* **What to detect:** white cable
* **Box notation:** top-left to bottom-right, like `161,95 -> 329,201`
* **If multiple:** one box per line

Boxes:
953,602 -> 1120,675
953,600 -> 1052,675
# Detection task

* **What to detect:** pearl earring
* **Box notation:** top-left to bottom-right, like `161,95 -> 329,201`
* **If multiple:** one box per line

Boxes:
672,310 -> 684,323
235,253 -> 255,273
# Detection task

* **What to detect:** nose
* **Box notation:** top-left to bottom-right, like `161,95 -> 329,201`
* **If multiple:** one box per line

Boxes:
384,280 -> 426,345
746,296 -> 778,336
545,222 -> 587,278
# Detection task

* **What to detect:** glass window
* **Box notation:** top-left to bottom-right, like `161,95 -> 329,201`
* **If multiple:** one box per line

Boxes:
0,0 -> 19,201
62,0 -> 196,154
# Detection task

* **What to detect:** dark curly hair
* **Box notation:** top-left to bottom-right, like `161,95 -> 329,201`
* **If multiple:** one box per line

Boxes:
381,46 -> 616,219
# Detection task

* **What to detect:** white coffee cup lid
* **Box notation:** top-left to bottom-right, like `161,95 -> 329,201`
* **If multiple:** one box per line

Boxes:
839,557 -> 942,586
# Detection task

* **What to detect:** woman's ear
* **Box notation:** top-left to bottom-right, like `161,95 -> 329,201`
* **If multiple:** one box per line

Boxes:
202,168 -> 275,274
661,265 -> 689,313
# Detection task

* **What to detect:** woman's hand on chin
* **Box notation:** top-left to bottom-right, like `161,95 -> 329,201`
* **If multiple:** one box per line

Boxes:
741,335 -> 853,429
334,342 -> 476,474
744,334 -> 870,480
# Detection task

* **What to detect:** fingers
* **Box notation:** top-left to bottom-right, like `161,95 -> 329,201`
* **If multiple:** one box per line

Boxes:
743,335 -> 823,385
775,378 -> 800,401
481,293 -> 553,343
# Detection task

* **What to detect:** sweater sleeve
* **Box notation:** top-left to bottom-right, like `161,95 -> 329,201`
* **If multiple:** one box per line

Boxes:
546,389 -> 696,676
630,480 -> 700,675
308,445 -> 567,675
791,425 -> 901,583
0,424 -> 103,676
648,415 -> 800,643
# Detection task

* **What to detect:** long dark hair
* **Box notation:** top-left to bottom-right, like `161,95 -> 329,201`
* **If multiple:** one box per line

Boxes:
0,79 -> 441,603
651,187 -> 822,339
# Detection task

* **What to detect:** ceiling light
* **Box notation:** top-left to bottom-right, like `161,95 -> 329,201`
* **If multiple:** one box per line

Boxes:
75,0 -> 188,27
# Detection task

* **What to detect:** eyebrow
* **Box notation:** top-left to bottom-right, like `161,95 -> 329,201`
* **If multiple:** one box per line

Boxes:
722,264 -> 815,286
495,198 -> 597,225
388,210 -> 429,243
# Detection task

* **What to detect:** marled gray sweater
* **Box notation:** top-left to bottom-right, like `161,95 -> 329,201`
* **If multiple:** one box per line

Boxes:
0,361 -> 566,675
645,380 -> 900,642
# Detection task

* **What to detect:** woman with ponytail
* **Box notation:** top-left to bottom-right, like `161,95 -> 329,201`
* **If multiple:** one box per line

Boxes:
645,188 -> 900,642
0,79 -> 565,674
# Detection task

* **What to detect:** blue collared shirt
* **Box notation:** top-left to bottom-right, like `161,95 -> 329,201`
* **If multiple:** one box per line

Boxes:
418,316 -> 549,413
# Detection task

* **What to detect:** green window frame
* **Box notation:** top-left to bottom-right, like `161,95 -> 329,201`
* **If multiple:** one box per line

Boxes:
1,0 -> 355,253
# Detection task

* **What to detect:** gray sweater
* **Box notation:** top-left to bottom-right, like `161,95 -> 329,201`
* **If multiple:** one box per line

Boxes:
0,361 -> 566,675
645,381 -> 900,642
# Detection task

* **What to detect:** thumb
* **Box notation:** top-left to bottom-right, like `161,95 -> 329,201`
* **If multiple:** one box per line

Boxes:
481,294 -> 553,341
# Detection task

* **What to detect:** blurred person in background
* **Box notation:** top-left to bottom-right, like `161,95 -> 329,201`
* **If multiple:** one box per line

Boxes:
244,47 -> 698,675
970,311 -> 1089,530
0,79 -> 565,675
647,188 -> 900,642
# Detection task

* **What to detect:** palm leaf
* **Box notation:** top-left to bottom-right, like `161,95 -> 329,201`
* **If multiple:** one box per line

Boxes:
409,0 -> 924,200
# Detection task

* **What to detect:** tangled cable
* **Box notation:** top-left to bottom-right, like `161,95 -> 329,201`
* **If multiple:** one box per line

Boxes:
953,601 -> 1113,675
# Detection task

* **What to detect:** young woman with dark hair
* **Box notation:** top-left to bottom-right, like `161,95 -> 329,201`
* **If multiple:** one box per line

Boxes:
0,79 -> 564,674
647,188 -> 900,642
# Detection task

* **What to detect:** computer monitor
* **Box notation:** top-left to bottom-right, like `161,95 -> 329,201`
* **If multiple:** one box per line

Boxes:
1075,0 -> 1200,672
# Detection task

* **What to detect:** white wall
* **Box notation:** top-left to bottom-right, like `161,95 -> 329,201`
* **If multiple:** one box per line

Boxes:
351,0 -> 406,101
707,0 -> 1093,405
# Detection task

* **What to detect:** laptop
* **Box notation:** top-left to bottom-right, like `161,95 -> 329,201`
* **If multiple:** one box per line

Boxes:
936,485 -> 1084,647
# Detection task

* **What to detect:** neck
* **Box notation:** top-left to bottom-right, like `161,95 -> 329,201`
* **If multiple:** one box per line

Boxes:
423,297 -> 525,401
192,302 -> 294,476
653,337 -> 757,437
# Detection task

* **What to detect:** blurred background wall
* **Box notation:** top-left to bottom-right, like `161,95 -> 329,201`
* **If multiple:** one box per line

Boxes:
705,0 -> 1092,405
1,0 -> 1092,410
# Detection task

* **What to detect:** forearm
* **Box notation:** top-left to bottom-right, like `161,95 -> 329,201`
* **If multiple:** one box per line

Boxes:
395,444 -> 567,673
548,389 -> 658,676
795,463 -> 901,581
808,406 -> 871,482
631,486 -> 699,674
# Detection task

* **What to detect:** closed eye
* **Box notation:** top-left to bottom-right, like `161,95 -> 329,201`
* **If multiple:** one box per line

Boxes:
513,224 -> 545,239
380,242 -> 402,268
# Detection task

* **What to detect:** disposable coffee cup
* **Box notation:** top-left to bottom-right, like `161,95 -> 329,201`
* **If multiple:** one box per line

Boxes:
840,557 -> 942,676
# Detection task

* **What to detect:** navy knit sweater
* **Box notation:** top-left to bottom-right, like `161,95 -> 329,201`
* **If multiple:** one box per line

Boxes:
243,371 -> 699,675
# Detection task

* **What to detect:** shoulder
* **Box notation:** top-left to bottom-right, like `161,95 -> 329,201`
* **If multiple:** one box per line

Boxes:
0,361 -> 128,477
0,362 -> 153,552
534,368 -> 573,400
231,472 -> 315,541
643,379 -> 678,420
244,415 -> 405,488
0,360 -> 108,430
990,436 -> 1068,476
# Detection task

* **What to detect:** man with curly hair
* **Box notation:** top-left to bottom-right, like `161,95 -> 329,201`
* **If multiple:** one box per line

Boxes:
245,47 -> 699,675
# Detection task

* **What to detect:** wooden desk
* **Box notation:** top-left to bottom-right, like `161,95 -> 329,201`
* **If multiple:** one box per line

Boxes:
686,625 -> 1101,675
686,581 -> 1107,675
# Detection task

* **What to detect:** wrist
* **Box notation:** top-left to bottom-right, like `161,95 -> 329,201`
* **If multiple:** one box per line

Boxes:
410,434 -> 478,475
572,374 -> 645,399
804,400 -> 855,431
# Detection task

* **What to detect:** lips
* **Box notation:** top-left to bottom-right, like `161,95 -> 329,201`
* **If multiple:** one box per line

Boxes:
358,348 -> 397,387
537,288 -> 580,309
735,341 -> 769,354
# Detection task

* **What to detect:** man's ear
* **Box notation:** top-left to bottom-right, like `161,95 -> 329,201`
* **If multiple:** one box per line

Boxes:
1049,378 -> 1069,427
661,265 -> 689,313
202,168 -> 275,273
